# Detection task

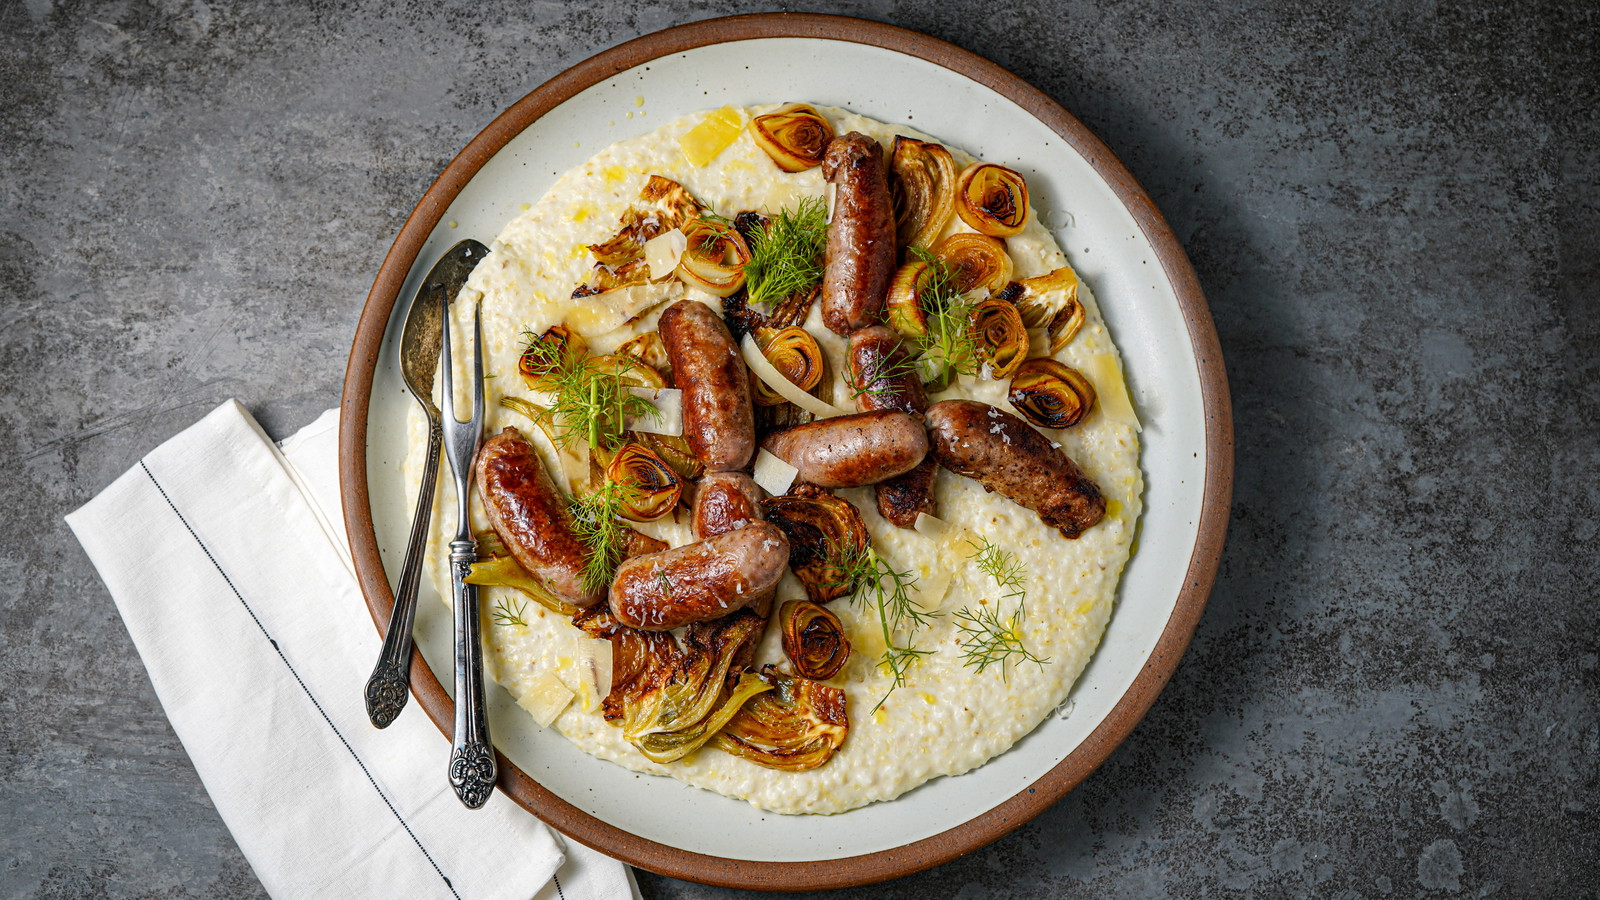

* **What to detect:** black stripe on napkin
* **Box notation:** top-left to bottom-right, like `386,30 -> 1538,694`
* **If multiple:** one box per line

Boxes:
141,461 -> 462,900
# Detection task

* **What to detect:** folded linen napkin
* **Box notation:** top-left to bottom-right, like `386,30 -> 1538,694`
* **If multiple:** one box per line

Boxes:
66,400 -> 640,900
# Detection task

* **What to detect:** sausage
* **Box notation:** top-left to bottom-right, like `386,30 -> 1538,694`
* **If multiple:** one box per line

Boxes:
658,298 -> 755,472
847,325 -> 928,415
475,427 -> 603,607
924,400 -> 1106,538
610,522 -> 791,631
692,470 -> 765,540
692,471 -> 776,622
875,457 -> 938,527
849,325 -> 936,525
761,410 -> 928,488
820,132 -> 896,336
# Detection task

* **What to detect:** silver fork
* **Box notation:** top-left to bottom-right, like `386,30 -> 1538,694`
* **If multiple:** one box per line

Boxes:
439,299 -> 496,809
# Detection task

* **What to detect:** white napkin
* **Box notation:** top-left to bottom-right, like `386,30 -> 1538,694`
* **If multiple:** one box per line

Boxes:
66,400 -> 641,900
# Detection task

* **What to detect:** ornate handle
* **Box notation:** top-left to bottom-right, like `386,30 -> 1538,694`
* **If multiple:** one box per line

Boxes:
364,421 -> 442,728
448,539 -> 496,808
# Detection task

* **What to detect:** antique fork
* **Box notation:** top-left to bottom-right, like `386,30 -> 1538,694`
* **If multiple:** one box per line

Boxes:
439,299 -> 496,809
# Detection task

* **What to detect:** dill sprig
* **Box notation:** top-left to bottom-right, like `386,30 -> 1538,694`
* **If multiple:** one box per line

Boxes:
518,336 -> 657,451
954,605 -> 1048,679
955,537 -> 1049,679
967,537 -> 1027,609
570,480 -> 637,595
832,542 -> 938,710
491,595 -> 531,628
909,246 -> 981,385
744,196 -> 828,306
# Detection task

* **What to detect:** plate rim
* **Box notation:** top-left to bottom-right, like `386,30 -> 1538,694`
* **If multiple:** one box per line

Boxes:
339,12 -> 1233,891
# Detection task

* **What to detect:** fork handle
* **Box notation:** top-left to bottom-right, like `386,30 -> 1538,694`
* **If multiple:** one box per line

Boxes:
364,420 -> 442,728
447,539 -> 496,809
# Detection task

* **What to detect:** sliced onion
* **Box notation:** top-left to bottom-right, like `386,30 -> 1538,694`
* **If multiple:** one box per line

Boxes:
956,162 -> 1030,237
518,325 -> 588,392
675,217 -> 750,297
632,431 -> 703,482
994,266 -> 1084,353
885,259 -> 936,344
616,330 -> 672,383
891,136 -> 957,249
760,484 -> 869,604
605,443 -> 682,521
712,667 -> 849,771
968,297 -> 1029,379
749,104 -> 835,172
1008,358 -> 1096,429
740,333 -> 850,418
780,600 -> 850,681
934,233 -> 1012,293
751,326 -> 826,406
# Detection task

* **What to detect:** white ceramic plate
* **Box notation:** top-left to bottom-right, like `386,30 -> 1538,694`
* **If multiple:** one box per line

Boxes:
342,14 -> 1230,889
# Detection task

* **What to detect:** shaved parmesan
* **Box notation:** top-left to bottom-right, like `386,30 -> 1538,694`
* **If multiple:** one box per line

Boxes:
1087,351 -> 1142,431
643,228 -> 687,280
626,386 -> 683,436
566,282 -> 683,337
678,106 -> 744,166
913,512 -> 952,542
572,637 -> 614,710
739,334 -> 850,418
752,448 -> 799,496
517,671 -> 574,727
760,178 -> 813,217
823,181 -> 837,224
913,512 -> 978,611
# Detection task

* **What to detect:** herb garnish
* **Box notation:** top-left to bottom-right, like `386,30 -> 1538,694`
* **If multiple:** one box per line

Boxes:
833,542 -> 938,710
491,595 -> 531,628
518,336 -> 657,451
744,196 -> 828,306
955,538 -> 1049,679
571,480 -> 638,595
909,246 -> 982,385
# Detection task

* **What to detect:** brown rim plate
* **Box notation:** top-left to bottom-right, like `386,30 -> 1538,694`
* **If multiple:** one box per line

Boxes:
340,12 -> 1232,891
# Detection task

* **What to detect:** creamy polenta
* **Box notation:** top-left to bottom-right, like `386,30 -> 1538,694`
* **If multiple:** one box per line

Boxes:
407,105 -> 1142,814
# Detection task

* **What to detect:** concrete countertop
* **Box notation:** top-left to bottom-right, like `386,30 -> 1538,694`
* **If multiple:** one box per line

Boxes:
2,1 -> 1594,897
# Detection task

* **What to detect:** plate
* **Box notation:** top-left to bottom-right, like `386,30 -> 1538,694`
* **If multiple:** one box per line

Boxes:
340,13 -> 1231,891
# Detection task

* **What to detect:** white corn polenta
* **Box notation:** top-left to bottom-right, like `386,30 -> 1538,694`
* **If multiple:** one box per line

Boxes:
407,105 -> 1142,814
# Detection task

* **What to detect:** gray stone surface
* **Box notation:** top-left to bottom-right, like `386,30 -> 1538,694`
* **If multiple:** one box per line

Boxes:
1,0 -> 1594,897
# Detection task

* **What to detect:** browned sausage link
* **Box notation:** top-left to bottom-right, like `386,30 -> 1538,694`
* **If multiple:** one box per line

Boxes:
691,472 -> 776,637
658,298 -> 756,472
925,400 -> 1106,538
761,410 -> 928,488
847,325 -> 928,415
820,132 -> 896,336
692,471 -> 766,540
476,427 -> 604,607
876,457 -> 938,527
610,522 -> 791,631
